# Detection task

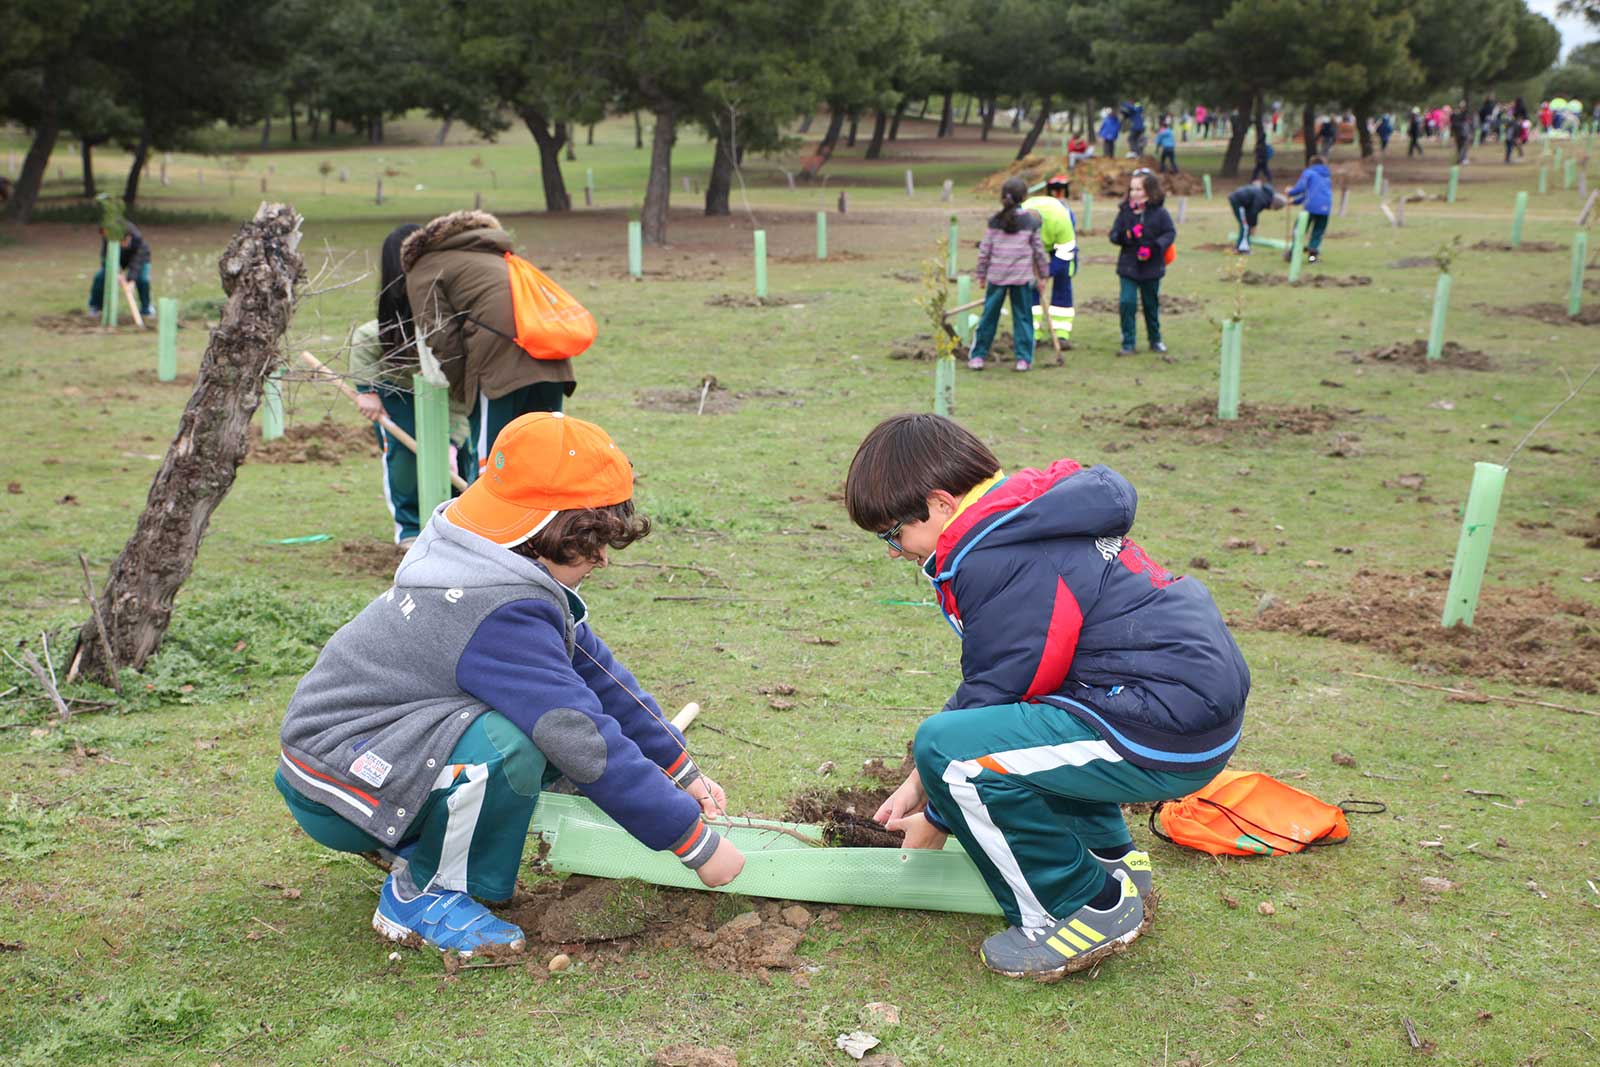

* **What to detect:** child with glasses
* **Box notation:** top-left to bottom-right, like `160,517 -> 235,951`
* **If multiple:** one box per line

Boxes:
846,413 -> 1250,981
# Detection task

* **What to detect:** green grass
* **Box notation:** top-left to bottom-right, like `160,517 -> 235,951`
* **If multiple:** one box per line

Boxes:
2,115 -> 1598,1065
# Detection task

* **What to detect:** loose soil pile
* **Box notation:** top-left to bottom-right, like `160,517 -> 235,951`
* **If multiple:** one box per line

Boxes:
1570,512 -> 1600,549
705,294 -> 797,308
976,154 -> 1205,198
334,540 -> 406,579
33,313 -> 148,336
1241,271 -> 1372,288
1470,240 -> 1566,253
635,377 -> 742,415
1079,294 -> 1202,315
1121,398 -> 1346,440
1247,568 -> 1600,694
1500,302 -> 1600,327
1390,256 -> 1439,269
1351,340 -> 1495,372
248,416 -> 378,464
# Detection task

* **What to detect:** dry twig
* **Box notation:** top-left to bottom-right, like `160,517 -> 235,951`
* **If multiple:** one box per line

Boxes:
4,648 -> 70,722
77,553 -> 123,693
1350,671 -> 1597,718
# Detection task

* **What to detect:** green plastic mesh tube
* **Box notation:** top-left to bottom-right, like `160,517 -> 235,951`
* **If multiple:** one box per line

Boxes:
1082,192 -> 1093,234
261,370 -> 285,442
816,211 -> 827,261
1441,463 -> 1507,628
1287,212 -> 1310,283
1218,319 -> 1241,420
1447,165 -> 1459,203
1510,191 -> 1528,248
102,239 -> 120,328
935,356 -> 955,416
753,230 -> 767,298
956,274 -> 972,344
947,217 -> 959,280
412,375 -> 451,517
1571,231 -> 1589,318
627,221 -> 642,278
1203,173 -> 1213,200
1373,165 -> 1383,197
1426,273 -> 1452,361
157,298 -> 178,382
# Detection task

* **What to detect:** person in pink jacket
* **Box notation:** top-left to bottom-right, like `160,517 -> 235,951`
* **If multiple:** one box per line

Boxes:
970,177 -> 1049,373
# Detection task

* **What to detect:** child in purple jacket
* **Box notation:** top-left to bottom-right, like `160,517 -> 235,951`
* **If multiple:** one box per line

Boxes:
970,177 -> 1049,373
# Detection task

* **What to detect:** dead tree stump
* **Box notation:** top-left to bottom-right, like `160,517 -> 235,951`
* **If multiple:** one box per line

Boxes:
70,203 -> 305,685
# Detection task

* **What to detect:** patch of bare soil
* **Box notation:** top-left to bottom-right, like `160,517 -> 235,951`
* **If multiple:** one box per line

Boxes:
1501,302 -> 1600,326
1471,239 -> 1566,253
335,539 -> 406,579
1120,398 -> 1346,439
248,416 -> 378,464
704,293 -> 798,308
1079,294 -> 1202,315
1569,512 -> 1600,549
774,249 -> 864,263
485,876 -> 830,980
1240,271 -> 1372,288
634,377 -> 797,415
1246,568 -> 1600,694
1390,256 -> 1438,268
1195,242 -> 1236,253
1351,340 -> 1495,371
32,312 -> 148,336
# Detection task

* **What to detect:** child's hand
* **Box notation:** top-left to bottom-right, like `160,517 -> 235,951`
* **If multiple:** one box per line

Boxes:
686,774 -> 727,818
354,393 -> 384,421
873,769 -> 927,828
1137,246 -> 1152,261
893,812 -> 949,851
695,835 -> 745,887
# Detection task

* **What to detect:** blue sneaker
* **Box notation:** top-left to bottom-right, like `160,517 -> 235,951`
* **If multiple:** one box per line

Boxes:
372,872 -> 525,956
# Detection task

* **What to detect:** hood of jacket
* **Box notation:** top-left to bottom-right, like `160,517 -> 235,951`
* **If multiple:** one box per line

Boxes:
931,461 -> 1135,580
401,210 -> 508,271
1307,162 -> 1330,181
394,508 -> 587,623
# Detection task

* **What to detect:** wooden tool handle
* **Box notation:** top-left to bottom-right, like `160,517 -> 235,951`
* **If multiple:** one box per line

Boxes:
670,701 -> 701,732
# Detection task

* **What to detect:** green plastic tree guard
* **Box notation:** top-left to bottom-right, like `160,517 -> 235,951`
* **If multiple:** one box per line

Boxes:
1287,212 -> 1310,283
816,211 -> 827,260
947,216 -> 959,280
1228,230 -> 1289,251
1565,158 -> 1577,190
1203,173 -> 1213,200
1539,167 -> 1548,194
1373,164 -> 1383,197
754,230 -> 768,298
1570,231 -> 1589,318
1447,165 -> 1459,203
1081,192 -> 1093,234
529,793 -> 1002,915
934,356 -> 955,416
413,375 -> 452,518
956,274 -> 972,344
1510,191 -> 1528,248
101,239 -> 120,328
1441,462 -> 1507,628
157,298 -> 177,381
1426,273 -> 1452,361
261,370 -> 285,442
1218,319 -> 1241,420
627,221 -> 642,278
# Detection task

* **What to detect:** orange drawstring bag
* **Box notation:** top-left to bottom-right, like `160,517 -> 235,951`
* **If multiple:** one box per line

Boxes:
1150,769 -> 1384,856
504,252 -> 597,360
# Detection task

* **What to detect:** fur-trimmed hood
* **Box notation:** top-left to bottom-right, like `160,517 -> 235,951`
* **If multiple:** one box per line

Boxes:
401,210 -> 505,271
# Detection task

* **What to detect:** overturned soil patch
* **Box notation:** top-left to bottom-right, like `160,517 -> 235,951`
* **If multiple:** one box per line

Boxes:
1241,271 -> 1372,288
1351,340 -> 1494,372
976,154 -> 1206,197
1120,398 -> 1346,440
634,378 -> 797,415
1079,294 -> 1202,315
1390,257 -> 1438,269
1195,242 -> 1237,253
1246,568 -> 1599,694
32,312 -> 152,336
786,785 -> 900,847
1471,239 -> 1566,253
248,416 -> 378,464
704,293 -> 799,308
1501,302 -> 1600,327
335,539 -> 406,579
1570,512 -> 1600,549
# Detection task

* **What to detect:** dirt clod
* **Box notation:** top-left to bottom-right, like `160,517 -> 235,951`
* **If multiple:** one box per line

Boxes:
1079,294 -> 1202,315
1240,271 -> 1371,288
1471,239 -> 1565,253
1246,568 -> 1598,693
249,416 -> 378,464
1500,302 -> 1600,327
704,293 -> 794,309
1352,340 -> 1494,372
1120,398 -> 1344,440
335,540 -> 406,579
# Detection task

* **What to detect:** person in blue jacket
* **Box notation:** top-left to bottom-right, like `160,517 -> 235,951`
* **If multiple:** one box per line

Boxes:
1121,101 -> 1147,156
847,414 -> 1249,981
276,412 -> 744,955
1286,155 -> 1333,262
1227,181 -> 1282,254
1154,121 -> 1178,172
1098,109 -> 1121,158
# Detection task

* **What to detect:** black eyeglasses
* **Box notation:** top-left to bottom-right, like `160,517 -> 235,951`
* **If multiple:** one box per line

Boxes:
877,519 -> 907,553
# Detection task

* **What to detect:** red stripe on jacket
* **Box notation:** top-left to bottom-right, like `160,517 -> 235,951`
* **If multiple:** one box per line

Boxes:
281,749 -> 381,807
1024,577 -> 1084,698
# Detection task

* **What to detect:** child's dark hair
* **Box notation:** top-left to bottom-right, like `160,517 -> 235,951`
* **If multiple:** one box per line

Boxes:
990,177 -> 1030,233
377,223 -> 422,364
1308,154 -> 1327,167
845,414 -> 1000,533
1131,172 -> 1166,208
510,501 -> 650,565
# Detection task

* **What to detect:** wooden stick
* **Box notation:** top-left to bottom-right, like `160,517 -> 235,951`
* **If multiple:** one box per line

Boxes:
941,298 -> 985,320
5,649 -> 70,722
298,351 -> 468,492
1036,270 -> 1064,364
1349,671 -> 1597,718
670,701 -> 700,732
76,554 -> 123,693
118,276 -> 146,328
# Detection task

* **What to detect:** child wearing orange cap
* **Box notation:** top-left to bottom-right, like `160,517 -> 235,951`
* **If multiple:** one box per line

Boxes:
275,412 -> 743,956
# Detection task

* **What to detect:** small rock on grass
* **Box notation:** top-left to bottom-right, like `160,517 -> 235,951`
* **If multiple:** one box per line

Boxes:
1257,901 -> 1276,916
1419,877 -> 1458,894
1332,752 -> 1357,767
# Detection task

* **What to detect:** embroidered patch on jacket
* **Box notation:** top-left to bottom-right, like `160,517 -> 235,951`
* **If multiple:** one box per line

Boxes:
350,750 -> 393,787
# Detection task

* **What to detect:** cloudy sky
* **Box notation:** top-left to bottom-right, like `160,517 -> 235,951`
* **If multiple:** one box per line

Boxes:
1528,0 -> 1597,57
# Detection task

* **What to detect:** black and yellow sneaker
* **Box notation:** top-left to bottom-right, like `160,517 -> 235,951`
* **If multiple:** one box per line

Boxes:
1095,847 -> 1156,931
978,870 -> 1144,982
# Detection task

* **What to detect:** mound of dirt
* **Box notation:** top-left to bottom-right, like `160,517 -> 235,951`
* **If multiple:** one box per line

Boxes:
1079,294 -> 1202,315
1246,568 -> 1599,694
1390,257 -> 1439,269
1241,271 -> 1372,288
32,312 -> 149,336
1195,242 -> 1237,253
705,294 -> 795,308
1501,302 -> 1600,327
248,416 -> 378,464
1570,512 -> 1600,549
1471,239 -> 1566,253
976,154 -> 1205,198
335,540 -> 406,579
1352,340 -> 1494,371
635,376 -> 741,415
1121,398 -> 1346,439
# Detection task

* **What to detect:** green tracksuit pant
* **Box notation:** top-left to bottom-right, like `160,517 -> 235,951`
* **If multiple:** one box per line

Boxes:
914,701 -> 1220,929
276,711 -> 547,902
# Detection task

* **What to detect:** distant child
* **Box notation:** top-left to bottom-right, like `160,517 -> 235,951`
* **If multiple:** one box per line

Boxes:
1227,180 -> 1282,254
970,177 -> 1049,373
1066,133 -> 1093,168
1099,109 -> 1121,157
1407,109 -> 1425,157
846,413 -> 1250,981
1376,113 -> 1393,152
89,221 -> 154,320
1108,171 -> 1176,355
1155,121 -> 1178,173
1286,155 -> 1333,263
1249,134 -> 1274,182
1021,174 -> 1079,354
276,412 -> 744,955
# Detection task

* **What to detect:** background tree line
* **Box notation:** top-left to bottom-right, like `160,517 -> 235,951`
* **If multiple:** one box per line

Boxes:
0,0 -> 1581,239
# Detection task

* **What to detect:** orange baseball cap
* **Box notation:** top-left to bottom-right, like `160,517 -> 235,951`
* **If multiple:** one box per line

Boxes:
445,412 -> 633,546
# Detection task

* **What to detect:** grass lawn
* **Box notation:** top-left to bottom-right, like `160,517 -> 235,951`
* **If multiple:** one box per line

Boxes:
2,114 -> 1598,1066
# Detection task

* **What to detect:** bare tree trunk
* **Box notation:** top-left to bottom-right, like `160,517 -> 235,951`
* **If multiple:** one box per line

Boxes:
1016,96 -> 1052,159
436,118 -> 453,146
326,115 -> 336,138
123,129 -> 152,207
289,102 -> 299,143
938,91 -> 954,137
1301,101 -> 1316,165
705,129 -> 734,216
641,105 -> 676,245
81,139 -> 98,199
3,66 -> 63,222
260,115 -> 272,150
521,108 -> 572,212
1220,91 -> 1254,177
864,109 -> 889,159
634,111 -> 644,149
798,112 -> 813,134
800,107 -> 846,180
845,112 -> 858,147
70,205 -> 305,685
961,97 -> 973,124
1012,101 -> 1024,131
587,124 -> 595,145
888,98 -> 909,140
981,99 -> 995,141
1353,102 -> 1374,158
